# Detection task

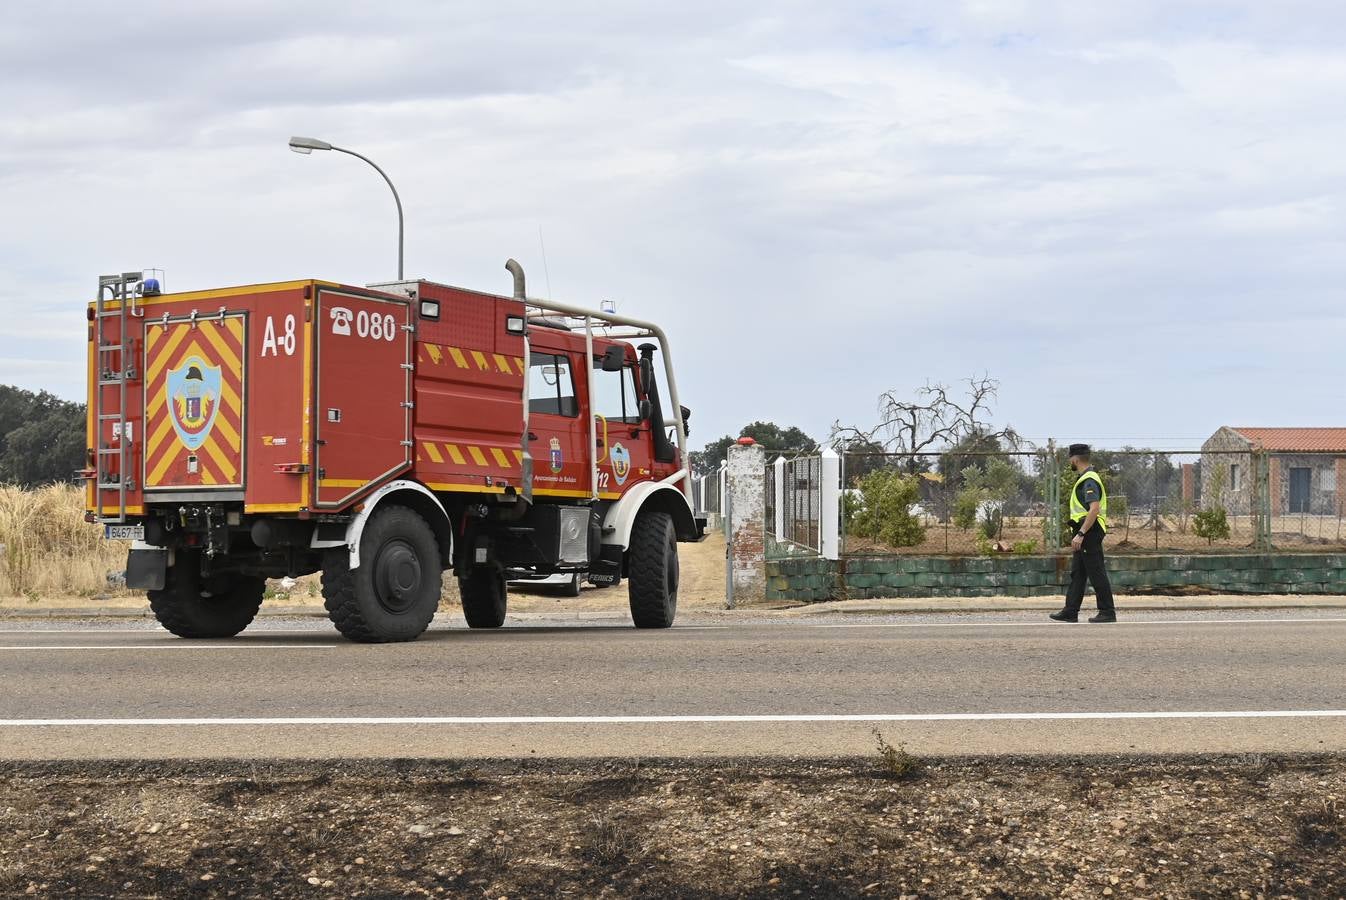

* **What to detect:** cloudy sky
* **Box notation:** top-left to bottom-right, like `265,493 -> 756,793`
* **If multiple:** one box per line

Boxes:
3,1 -> 1345,451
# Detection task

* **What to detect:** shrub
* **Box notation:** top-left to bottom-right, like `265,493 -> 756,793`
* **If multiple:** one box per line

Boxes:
1193,506 -> 1231,545
849,470 -> 926,548
872,728 -> 923,780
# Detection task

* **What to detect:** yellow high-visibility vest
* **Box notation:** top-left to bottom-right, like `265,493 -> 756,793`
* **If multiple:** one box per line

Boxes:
1069,469 -> 1108,532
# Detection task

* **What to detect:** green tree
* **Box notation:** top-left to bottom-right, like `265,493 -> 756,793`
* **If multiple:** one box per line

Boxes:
0,385 -> 86,487
1193,466 -> 1231,545
953,457 -> 1019,538
692,421 -> 817,475
847,469 -> 926,548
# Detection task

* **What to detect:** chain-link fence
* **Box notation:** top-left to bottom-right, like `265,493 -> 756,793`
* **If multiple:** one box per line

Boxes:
767,454 -> 824,554
840,447 -> 1346,556
700,466 -> 724,519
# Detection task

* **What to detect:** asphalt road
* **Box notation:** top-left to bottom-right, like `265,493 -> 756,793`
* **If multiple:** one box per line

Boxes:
2,610 -> 1345,760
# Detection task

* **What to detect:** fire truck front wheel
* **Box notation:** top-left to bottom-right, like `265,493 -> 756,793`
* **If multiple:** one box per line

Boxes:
627,510 -> 679,629
148,560 -> 265,639
459,567 -> 507,628
322,506 -> 442,643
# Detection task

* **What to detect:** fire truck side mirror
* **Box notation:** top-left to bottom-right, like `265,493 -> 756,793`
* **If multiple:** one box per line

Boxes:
599,345 -> 625,372
639,399 -> 653,422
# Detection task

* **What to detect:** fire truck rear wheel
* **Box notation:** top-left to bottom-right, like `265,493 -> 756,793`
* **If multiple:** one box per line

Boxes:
322,506 -> 442,643
627,510 -> 678,628
148,561 -> 264,639
459,567 -> 507,628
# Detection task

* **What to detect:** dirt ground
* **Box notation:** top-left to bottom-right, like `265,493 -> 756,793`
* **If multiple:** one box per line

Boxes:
1,754 -> 1343,899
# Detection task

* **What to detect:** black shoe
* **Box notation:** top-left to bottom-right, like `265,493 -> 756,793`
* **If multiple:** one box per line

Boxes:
1088,612 -> 1117,624
1049,609 -> 1078,623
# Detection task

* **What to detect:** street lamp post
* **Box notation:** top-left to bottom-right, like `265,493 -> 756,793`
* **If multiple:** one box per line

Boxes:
288,136 -> 404,280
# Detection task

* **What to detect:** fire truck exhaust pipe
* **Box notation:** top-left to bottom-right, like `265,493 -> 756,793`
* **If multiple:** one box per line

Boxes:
505,258 -> 526,299
505,258 -> 534,503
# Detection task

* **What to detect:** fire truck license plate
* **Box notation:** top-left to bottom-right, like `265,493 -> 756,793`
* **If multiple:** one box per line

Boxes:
105,525 -> 144,541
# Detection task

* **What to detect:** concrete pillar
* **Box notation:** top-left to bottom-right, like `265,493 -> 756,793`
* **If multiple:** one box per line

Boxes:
1182,463 -> 1196,505
1270,457 -> 1284,516
726,440 -> 766,606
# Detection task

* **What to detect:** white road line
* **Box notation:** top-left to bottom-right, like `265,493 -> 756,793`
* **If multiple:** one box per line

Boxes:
0,628 -> 322,635
2,710 -> 1345,727
813,617 -> 1346,629
0,644 -> 335,652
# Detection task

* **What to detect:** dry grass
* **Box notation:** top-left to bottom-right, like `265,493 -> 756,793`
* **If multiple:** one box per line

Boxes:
0,484 -> 128,599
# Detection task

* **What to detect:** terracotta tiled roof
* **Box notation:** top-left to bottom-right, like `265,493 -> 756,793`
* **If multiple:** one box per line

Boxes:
1230,428 -> 1346,452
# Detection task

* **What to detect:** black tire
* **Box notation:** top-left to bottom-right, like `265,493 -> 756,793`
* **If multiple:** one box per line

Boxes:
322,506 -> 442,643
561,572 -> 583,598
627,510 -> 678,628
148,556 -> 264,639
459,567 -> 507,628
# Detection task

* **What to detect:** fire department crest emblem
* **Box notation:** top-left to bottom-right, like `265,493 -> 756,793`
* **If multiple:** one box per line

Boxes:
166,355 -> 223,451
611,442 -> 631,486
549,436 -> 563,474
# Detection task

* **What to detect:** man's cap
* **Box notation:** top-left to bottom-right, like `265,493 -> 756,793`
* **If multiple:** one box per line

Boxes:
1068,443 -> 1090,457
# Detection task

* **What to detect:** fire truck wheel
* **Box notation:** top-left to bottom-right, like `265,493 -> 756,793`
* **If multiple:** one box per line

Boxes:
322,506 -> 442,643
459,567 -> 507,628
627,510 -> 678,628
148,564 -> 264,639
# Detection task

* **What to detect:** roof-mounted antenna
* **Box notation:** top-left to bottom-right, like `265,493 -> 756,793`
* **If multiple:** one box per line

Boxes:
537,225 -> 553,298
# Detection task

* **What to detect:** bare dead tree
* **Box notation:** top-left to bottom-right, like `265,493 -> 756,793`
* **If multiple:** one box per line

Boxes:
831,374 -> 1022,472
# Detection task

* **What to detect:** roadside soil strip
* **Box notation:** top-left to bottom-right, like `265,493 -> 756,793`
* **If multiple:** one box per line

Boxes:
2,756 -> 1342,897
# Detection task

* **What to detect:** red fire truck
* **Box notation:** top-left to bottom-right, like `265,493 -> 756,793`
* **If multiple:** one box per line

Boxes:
85,262 -> 703,641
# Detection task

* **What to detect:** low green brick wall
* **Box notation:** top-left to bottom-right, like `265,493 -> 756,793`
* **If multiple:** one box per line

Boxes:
765,554 -> 1346,602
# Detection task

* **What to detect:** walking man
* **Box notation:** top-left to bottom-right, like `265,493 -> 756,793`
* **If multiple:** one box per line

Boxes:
1050,444 -> 1117,623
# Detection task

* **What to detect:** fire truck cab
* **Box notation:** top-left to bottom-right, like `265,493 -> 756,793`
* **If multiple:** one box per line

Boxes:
85,261 -> 703,642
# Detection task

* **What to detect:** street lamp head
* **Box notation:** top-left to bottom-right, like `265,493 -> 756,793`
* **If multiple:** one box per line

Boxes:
288,136 -> 332,154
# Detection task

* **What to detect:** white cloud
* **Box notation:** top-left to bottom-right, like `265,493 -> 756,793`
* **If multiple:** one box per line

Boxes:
3,1 -> 1345,449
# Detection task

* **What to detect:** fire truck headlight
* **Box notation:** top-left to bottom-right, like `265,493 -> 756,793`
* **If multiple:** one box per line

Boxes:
419,300 -> 439,320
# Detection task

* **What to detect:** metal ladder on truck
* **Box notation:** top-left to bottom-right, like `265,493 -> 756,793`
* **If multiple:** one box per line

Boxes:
92,272 -> 143,524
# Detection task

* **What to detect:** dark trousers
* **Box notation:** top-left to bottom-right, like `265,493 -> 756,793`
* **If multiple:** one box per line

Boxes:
1065,525 -> 1115,613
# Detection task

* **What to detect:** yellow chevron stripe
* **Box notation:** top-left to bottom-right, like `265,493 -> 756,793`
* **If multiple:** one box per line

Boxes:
490,447 -> 511,468
468,445 -> 488,466
202,439 -> 237,483
199,464 -> 218,486
423,442 -> 443,464
515,357 -> 526,375
145,412 -> 174,462
513,449 -> 524,463
448,347 -> 469,368
227,316 -> 244,341
426,344 -> 443,365
146,324 -> 191,386
147,450 -> 176,487
493,354 -> 513,375
471,350 -> 489,371
214,413 -> 241,451
199,319 -> 242,373
444,444 -> 466,465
